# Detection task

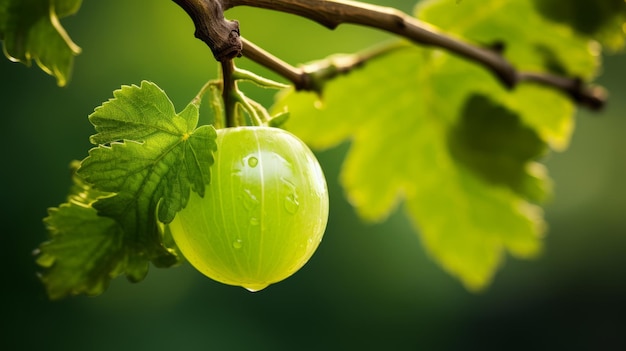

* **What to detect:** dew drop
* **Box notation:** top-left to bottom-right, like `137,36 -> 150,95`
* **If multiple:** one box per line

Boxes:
249,217 -> 260,226
284,193 -> 300,214
242,189 -> 259,211
280,177 -> 296,190
314,99 -> 324,109
247,156 -> 258,168
232,239 -> 243,249
243,283 -> 269,292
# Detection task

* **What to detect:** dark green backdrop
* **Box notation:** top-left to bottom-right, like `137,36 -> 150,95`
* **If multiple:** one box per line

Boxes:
2,1 -> 625,349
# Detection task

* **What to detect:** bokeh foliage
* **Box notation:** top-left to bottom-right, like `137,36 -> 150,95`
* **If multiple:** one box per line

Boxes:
1,0 -> 625,349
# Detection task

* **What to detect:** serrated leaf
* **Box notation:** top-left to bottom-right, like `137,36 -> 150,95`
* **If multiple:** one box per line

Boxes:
88,81 -> 192,145
273,0 -> 598,290
0,0 -> 82,86
79,81 -> 216,259
38,81 -> 216,298
37,163 -> 132,300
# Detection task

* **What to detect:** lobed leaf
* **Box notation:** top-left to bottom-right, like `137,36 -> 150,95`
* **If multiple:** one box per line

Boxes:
274,0 -> 599,290
0,0 -> 82,86
37,81 -> 217,298
38,163 -> 136,299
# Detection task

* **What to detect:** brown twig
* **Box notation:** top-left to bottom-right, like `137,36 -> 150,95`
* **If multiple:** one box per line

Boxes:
173,0 -> 607,110
517,72 -> 607,110
241,37 -> 404,93
240,39 -> 308,90
223,0 -> 514,87
172,0 -> 241,61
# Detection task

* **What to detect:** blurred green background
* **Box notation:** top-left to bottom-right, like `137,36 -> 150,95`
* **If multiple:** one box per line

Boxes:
2,0 -> 625,349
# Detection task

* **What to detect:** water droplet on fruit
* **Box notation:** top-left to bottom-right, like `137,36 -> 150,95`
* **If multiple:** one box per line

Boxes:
314,99 -> 324,109
250,217 -> 259,226
247,156 -> 258,168
280,177 -> 296,189
242,189 -> 259,211
232,239 -> 243,249
280,177 -> 300,214
244,283 -> 269,292
284,193 -> 300,214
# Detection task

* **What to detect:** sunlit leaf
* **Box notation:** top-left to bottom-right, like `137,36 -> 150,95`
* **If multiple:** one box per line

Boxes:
0,0 -> 82,86
274,0 -> 598,290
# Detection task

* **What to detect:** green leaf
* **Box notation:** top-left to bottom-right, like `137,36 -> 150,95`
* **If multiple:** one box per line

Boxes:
0,0 -> 82,86
532,0 -> 626,51
37,81 -> 217,299
273,0 -> 598,290
79,80 -> 216,258
417,0 -> 599,81
448,95 -> 549,203
38,164 -> 127,300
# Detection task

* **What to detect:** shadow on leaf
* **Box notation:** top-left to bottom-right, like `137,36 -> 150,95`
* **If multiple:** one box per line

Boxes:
448,94 -> 549,202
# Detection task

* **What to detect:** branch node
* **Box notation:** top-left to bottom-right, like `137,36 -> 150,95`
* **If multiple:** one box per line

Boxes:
173,0 -> 243,61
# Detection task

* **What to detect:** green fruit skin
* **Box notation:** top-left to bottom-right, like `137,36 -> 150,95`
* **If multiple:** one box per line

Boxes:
169,126 -> 329,291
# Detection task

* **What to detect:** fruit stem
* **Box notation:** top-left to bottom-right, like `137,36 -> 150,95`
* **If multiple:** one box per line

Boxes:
245,98 -> 271,124
234,92 -> 264,126
221,60 -> 267,127
221,59 -> 238,128
232,68 -> 289,90
191,79 -> 227,129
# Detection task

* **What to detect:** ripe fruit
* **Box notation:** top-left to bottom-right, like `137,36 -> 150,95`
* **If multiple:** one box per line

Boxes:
169,126 -> 329,291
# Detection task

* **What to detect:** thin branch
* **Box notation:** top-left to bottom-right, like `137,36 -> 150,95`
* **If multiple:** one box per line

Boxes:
226,0 -> 517,86
241,37 -> 404,93
174,0 -> 607,110
517,72 -> 607,111
243,37 -> 608,110
240,39 -> 307,89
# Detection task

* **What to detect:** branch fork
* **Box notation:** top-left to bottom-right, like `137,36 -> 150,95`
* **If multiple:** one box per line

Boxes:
172,0 -> 242,61
173,0 -> 607,110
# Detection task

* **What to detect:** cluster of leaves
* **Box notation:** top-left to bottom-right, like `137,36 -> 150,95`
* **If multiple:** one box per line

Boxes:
1,0 -> 624,297
38,82 -> 217,299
